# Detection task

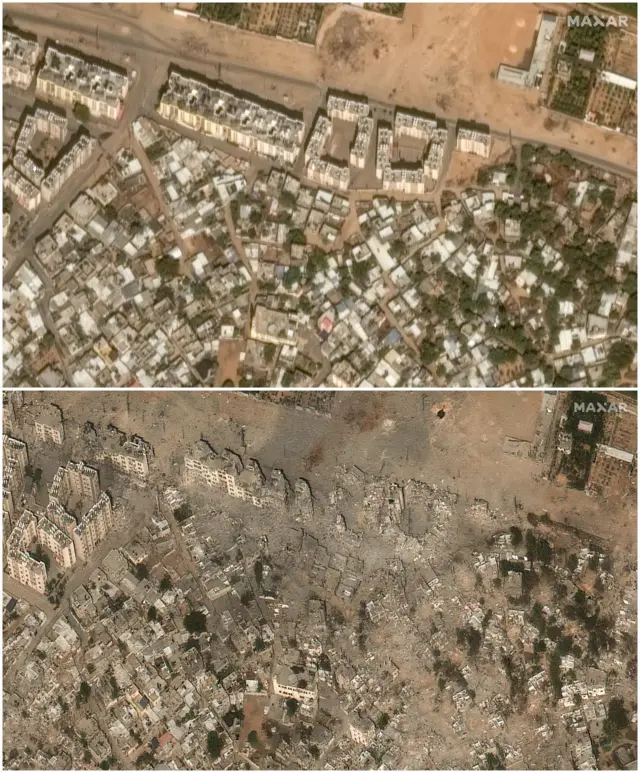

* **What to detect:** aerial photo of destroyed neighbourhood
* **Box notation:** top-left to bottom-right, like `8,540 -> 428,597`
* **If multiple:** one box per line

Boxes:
2,389 -> 637,770
2,3 -> 637,389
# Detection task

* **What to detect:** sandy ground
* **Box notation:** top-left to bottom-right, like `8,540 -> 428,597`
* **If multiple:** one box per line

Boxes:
8,3 -> 636,170
18,390 -> 635,549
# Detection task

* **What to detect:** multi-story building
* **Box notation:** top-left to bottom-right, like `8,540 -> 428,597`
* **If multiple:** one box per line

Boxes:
12,151 -> 45,187
304,114 -> 331,164
349,116 -> 374,168
6,510 -> 47,593
348,715 -> 376,745
50,460 -> 100,507
34,107 -> 69,141
3,437 -> 28,527
33,404 -> 64,445
158,70 -> 304,166
36,46 -> 129,121
3,166 -> 41,211
72,493 -> 114,562
456,127 -> 492,158
376,125 -> 393,180
305,157 -> 350,192
326,93 -> 369,123
3,30 -> 40,89
184,441 -> 265,508
96,430 -> 151,480
37,517 -> 76,568
271,665 -> 318,703
41,134 -> 98,203
3,393 -> 23,435
15,114 -> 37,153
394,110 -> 438,142
383,166 -> 425,195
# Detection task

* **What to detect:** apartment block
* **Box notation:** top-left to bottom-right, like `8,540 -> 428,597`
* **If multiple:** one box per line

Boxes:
15,114 -> 37,153
73,493 -> 114,562
304,114 -> 331,164
36,45 -> 129,121
33,404 -> 64,445
50,460 -> 100,507
424,138 -> 447,181
3,393 -> 24,435
349,716 -> 376,745
158,71 -> 304,165
383,167 -> 425,195
3,165 -> 41,211
184,441 -> 264,508
349,116 -> 374,169
3,30 -> 40,89
41,134 -> 98,203
456,127 -> 492,158
326,93 -> 369,123
12,151 -> 45,187
3,437 -> 28,525
394,110 -> 439,141
6,510 -> 47,593
34,107 -> 69,141
37,517 -> 76,568
97,433 -> 150,480
375,125 -> 394,180
306,157 -> 350,192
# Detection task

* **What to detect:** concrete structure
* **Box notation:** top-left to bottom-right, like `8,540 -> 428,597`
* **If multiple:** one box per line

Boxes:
41,134 -> 98,203
304,114 -> 331,164
497,13 -> 558,89
3,166 -> 41,211
306,157 -> 350,191
6,510 -> 47,593
50,460 -> 100,506
271,665 -> 318,703
33,404 -> 64,445
383,166 -> 425,195
184,441 -> 265,508
34,107 -> 69,141
326,93 -> 369,123
375,125 -> 393,180
36,45 -> 129,121
456,127 -> 491,158
3,30 -> 40,89
3,436 -> 28,525
349,116 -> 373,168
97,432 -> 150,480
73,493 -> 114,562
37,517 -> 76,568
158,70 -> 304,165
349,715 -> 376,745
394,110 -> 438,141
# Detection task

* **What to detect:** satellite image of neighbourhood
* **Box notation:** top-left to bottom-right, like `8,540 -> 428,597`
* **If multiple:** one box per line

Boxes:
1,389 -> 638,769
2,2 -> 637,388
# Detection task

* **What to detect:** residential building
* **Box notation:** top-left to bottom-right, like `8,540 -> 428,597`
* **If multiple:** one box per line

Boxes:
184,441 -> 264,508
97,432 -> 150,480
34,107 -> 69,141
306,157 -> 350,191
349,715 -> 376,745
6,510 -> 47,593
304,114 -> 331,164
158,70 -> 304,165
50,461 -> 100,507
41,134 -> 98,203
36,45 -> 129,121
349,116 -> 373,168
394,110 -> 438,141
37,517 -> 77,568
73,493 -> 114,562
3,166 -> 41,211
326,93 -> 369,122
33,404 -> 65,445
456,127 -> 492,158
3,30 -> 40,89
376,125 -> 393,180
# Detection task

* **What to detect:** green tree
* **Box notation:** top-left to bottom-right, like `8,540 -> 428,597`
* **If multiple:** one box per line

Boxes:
159,575 -> 173,592
184,610 -> 207,634
285,698 -> 299,716
207,731 -> 223,759
73,103 -> 91,122
248,730 -> 259,748
147,606 -> 157,622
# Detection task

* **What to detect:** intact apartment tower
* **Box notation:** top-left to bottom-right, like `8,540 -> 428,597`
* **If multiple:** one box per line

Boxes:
33,403 -> 64,445
3,435 -> 28,526
6,510 -> 47,594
